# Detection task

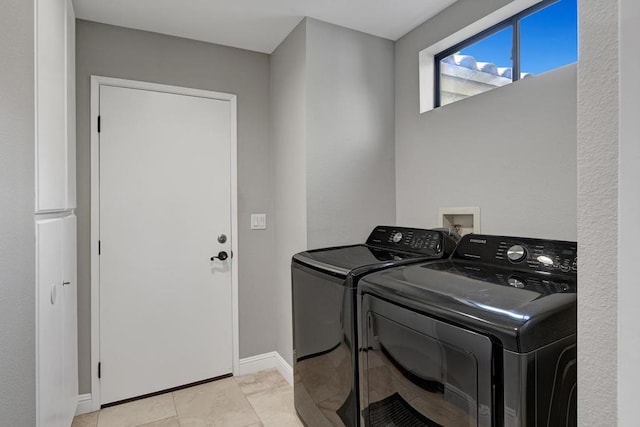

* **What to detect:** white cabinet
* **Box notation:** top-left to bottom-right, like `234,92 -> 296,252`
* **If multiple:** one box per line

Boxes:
37,216 -> 77,427
36,219 -> 64,427
35,0 -> 77,425
62,216 -> 78,425
36,0 -> 76,212
65,0 -> 76,209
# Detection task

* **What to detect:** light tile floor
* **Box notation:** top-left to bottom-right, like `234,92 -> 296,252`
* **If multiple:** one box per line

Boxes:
72,369 -> 303,427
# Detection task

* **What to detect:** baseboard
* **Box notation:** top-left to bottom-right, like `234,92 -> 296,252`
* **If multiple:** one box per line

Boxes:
273,351 -> 294,386
238,351 -> 293,385
75,393 -> 95,415
75,353 -> 294,416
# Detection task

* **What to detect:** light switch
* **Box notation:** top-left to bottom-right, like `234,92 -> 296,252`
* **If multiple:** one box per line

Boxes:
251,214 -> 267,230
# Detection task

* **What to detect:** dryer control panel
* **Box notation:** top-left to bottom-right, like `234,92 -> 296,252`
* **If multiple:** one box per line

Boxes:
452,234 -> 577,275
366,226 -> 458,257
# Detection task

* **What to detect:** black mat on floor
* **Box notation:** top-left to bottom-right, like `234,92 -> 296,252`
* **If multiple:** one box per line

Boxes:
363,393 -> 443,427
337,390 -> 356,427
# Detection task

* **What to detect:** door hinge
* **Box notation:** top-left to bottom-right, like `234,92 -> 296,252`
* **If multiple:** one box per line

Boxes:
98,240 -> 101,255
98,362 -> 102,379
97,115 -> 101,133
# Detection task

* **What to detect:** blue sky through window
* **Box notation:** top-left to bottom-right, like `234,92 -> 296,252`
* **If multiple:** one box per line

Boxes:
457,0 -> 577,75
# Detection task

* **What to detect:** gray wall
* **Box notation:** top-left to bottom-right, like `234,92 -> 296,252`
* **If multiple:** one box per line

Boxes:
619,1 -> 640,423
395,0 -> 576,241
577,0 -> 618,423
271,20 -> 308,366
306,18 -> 396,249
76,20 -> 275,393
270,18 -> 396,364
0,0 -> 36,424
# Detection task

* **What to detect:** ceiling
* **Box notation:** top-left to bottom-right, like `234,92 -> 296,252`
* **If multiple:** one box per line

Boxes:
72,0 -> 458,54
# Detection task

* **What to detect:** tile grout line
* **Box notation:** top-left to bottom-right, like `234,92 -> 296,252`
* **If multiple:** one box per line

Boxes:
236,377 -> 265,426
171,391 -> 181,427
243,393 -> 264,427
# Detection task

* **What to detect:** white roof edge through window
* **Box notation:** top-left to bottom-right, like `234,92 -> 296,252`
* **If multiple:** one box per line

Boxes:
418,0 -> 543,113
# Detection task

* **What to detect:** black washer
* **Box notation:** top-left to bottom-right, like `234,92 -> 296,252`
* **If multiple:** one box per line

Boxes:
292,225 -> 459,427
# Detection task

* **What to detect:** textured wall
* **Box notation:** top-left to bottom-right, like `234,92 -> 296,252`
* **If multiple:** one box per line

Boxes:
618,2 -> 640,424
306,18 -> 396,249
395,0 -> 577,241
76,20 -> 275,393
270,20 -> 308,366
577,0 -> 618,423
0,0 -> 36,424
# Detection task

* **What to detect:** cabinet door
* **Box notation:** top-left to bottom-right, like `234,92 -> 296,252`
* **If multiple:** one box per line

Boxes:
37,219 -> 64,427
36,0 -> 75,211
62,215 -> 78,425
36,0 -> 67,212
65,0 -> 76,209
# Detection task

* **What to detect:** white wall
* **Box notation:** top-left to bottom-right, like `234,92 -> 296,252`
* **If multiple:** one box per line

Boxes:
0,0 -> 36,424
306,18 -> 396,249
618,0 -> 640,424
271,20 -> 308,367
395,0 -> 577,241
577,0 -> 619,423
76,20 -> 275,393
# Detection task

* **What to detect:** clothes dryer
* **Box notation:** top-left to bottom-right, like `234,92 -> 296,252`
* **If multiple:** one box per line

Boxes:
359,234 -> 577,427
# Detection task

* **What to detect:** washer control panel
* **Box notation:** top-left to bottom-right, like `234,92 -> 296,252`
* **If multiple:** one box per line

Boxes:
366,226 -> 458,257
506,245 -> 527,263
452,234 -> 577,275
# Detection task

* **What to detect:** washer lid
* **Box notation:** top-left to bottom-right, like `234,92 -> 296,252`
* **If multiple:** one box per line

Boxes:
359,260 -> 576,352
293,244 -> 428,278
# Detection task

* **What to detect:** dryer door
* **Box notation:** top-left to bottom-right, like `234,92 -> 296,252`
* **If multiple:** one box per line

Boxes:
361,295 -> 493,427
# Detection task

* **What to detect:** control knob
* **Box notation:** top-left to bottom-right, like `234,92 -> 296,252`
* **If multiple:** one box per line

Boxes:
507,245 -> 527,263
507,276 -> 526,288
392,232 -> 403,243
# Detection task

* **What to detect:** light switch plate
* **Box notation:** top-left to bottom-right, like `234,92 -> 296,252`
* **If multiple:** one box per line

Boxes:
250,213 -> 267,230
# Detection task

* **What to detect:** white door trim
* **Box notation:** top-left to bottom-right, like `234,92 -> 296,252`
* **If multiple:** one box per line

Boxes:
90,75 -> 239,411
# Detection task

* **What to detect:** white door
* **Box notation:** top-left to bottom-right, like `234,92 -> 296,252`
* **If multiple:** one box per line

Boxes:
99,84 -> 233,404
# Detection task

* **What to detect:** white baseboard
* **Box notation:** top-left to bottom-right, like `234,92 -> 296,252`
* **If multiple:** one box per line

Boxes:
238,351 -> 293,385
75,393 -> 95,415
74,353 -> 293,417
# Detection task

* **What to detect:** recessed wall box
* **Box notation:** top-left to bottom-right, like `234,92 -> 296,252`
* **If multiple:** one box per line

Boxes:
438,207 -> 480,237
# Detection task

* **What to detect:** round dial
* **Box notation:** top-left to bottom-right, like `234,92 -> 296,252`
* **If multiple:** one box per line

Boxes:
392,232 -> 403,243
507,276 -> 526,288
507,245 -> 527,263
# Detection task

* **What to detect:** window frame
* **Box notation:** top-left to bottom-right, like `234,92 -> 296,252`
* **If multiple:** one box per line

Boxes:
434,0 -> 560,108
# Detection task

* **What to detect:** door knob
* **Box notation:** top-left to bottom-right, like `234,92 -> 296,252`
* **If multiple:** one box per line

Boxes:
210,251 -> 228,261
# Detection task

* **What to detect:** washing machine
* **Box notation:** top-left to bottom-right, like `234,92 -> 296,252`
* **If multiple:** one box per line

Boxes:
358,233 -> 577,427
292,226 -> 459,427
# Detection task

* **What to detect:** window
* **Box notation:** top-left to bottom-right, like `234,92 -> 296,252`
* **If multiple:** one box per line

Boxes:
434,0 -> 577,108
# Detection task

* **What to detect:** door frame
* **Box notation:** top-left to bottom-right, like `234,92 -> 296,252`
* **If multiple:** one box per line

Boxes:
89,75 -> 239,410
